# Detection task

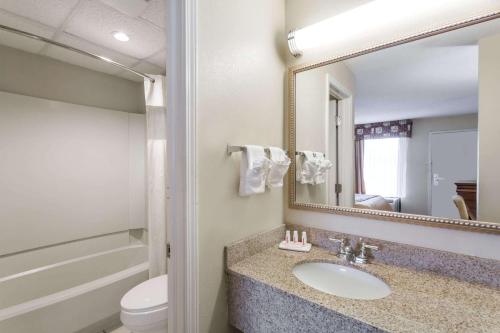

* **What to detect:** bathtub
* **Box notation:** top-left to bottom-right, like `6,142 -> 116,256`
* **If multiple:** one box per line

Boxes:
0,245 -> 148,333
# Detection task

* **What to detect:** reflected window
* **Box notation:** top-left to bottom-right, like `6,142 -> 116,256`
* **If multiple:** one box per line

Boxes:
363,137 -> 408,197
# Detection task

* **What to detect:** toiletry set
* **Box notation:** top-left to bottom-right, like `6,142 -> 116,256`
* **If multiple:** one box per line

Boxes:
278,229 -> 311,252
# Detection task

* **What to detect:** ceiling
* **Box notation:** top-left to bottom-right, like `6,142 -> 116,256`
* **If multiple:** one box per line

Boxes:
345,18 -> 500,124
0,0 -> 166,82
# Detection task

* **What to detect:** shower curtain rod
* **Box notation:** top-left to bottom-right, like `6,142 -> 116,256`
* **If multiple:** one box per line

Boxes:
0,24 -> 155,83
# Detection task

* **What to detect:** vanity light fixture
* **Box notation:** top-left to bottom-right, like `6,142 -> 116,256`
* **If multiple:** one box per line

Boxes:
288,0 -> 477,56
112,31 -> 130,42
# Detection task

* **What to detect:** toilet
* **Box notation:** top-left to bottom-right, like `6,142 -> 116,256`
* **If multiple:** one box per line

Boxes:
120,274 -> 168,333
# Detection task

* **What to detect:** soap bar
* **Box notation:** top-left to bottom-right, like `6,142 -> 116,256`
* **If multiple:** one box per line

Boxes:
278,240 -> 312,252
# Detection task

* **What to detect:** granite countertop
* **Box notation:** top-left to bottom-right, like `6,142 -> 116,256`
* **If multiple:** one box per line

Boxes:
227,245 -> 500,333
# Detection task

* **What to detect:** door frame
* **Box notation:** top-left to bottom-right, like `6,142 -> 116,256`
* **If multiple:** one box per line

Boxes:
427,128 -> 478,216
327,75 -> 354,208
166,0 -> 198,332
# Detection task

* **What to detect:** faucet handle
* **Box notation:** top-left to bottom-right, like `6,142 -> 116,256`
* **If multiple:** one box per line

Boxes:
355,238 -> 378,264
328,237 -> 349,257
364,243 -> 379,251
328,237 -> 346,244
329,237 -> 347,246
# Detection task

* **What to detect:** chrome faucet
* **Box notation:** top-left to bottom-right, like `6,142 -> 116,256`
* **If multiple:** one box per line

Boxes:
355,238 -> 379,264
329,237 -> 355,263
329,237 -> 378,264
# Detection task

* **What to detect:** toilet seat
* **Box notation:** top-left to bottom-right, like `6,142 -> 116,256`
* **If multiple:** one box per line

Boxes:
121,274 -> 168,312
120,274 -> 168,333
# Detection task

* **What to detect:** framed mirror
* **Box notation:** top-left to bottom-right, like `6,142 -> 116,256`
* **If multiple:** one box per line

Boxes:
288,16 -> 500,233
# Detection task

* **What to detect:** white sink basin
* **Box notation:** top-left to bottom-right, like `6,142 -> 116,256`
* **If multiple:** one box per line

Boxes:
293,262 -> 391,300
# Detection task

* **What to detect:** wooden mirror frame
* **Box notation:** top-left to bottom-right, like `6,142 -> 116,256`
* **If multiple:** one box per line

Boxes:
288,13 -> 500,234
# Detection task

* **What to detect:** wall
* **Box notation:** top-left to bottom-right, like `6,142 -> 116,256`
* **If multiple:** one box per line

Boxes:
404,114 -> 478,215
478,33 -> 500,222
197,0 -> 286,332
0,91 -> 146,256
286,0 -> 500,260
0,44 -> 144,114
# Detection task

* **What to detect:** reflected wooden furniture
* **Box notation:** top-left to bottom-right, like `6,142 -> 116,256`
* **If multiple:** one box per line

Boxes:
455,181 -> 476,219
453,195 -> 472,220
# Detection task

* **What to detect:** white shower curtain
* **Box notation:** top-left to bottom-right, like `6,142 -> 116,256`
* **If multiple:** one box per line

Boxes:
144,75 -> 167,278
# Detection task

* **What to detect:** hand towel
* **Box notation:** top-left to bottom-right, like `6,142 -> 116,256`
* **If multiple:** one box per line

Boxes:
296,151 -> 317,184
313,153 -> 333,185
266,147 -> 291,188
296,151 -> 333,185
239,145 -> 271,196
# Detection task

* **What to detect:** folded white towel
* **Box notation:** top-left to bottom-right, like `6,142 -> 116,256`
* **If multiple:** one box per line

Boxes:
313,154 -> 333,185
296,151 -> 333,185
266,147 -> 291,188
296,151 -> 317,184
239,145 -> 271,196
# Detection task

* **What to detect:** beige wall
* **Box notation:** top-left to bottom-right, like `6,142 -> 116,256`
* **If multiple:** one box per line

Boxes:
404,114 -> 478,215
0,45 -> 145,114
285,0 -> 500,259
197,0 -> 286,331
478,33 -> 500,222
0,91 -> 146,256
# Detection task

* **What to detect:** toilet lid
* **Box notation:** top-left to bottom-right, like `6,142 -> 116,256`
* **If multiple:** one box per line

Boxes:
121,274 -> 168,312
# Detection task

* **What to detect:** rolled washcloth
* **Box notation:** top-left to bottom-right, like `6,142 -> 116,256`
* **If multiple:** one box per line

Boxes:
296,151 -> 317,184
239,145 -> 271,196
296,151 -> 333,185
313,153 -> 333,185
266,147 -> 291,188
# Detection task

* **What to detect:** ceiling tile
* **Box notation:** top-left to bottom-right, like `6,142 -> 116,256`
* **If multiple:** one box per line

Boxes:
140,0 -> 166,29
0,10 -> 55,53
100,0 -> 149,17
64,0 -> 165,59
145,49 -> 166,68
0,0 -> 80,28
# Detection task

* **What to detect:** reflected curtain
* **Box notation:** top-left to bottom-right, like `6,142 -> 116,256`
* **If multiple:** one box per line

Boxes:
355,139 -> 365,194
144,75 -> 167,278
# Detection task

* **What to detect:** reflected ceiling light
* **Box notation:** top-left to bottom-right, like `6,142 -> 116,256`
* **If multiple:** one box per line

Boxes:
288,0 -> 475,57
112,31 -> 130,42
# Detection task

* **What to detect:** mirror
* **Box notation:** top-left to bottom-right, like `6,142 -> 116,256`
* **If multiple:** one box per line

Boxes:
290,18 -> 500,231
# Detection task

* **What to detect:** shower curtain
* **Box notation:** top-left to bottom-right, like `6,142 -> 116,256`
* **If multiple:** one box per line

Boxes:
144,75 -> 167,278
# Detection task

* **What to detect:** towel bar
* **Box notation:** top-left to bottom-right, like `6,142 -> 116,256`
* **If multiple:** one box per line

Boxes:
295,151 -> 326,158
226,144 -> 289,156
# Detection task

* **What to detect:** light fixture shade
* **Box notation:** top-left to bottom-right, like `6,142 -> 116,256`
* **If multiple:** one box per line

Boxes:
287,0 -> 492,56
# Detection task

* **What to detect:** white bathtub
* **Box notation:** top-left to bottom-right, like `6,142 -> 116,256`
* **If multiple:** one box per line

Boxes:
0,245 -> 148,333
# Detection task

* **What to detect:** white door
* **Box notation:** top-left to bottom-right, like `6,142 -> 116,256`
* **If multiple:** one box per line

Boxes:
429,130 -> 477,218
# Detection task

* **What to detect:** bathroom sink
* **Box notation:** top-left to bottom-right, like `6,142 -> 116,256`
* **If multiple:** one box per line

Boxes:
292,262 -> 391,300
